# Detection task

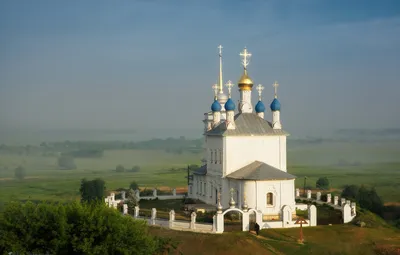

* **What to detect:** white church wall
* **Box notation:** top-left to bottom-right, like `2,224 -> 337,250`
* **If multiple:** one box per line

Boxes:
243,179 -> 295,216
224,136 -> 287,176
205,136 -> 224,175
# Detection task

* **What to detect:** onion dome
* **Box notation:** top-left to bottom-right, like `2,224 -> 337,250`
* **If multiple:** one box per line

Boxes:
255,100 -> 265,113
217,93 -> 228,105
270,98 -> 281,111
211,99 -> 222,112
238,69 -> 253,91
225,98 -> 235,111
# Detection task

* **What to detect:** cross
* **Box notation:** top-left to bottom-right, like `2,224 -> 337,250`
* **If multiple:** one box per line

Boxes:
212,84 -> 218,98
256,84 -> 264,100
239,47 -> 252,69
230,188 -> 235,198
218,45 -> 223,57
225,80 -> 234,97
273,81 -> 279,98
217,191 -> 221,201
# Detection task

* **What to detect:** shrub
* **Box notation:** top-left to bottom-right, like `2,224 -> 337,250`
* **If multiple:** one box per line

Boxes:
14,166 -> 26,180
316,177 -> 330,190
116,164 -> 125,172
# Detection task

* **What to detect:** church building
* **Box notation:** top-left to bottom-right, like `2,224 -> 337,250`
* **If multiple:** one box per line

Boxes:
188,46 -> 297,220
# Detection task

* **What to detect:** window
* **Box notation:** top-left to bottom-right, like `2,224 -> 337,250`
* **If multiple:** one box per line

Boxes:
200,182 -> 203,194
214,151 -> 217,163
210,150 -> 213,163
219,149 -> 222,164
189,185 -> 192,194
266,192 -> 274,206
204,183 -> 206,196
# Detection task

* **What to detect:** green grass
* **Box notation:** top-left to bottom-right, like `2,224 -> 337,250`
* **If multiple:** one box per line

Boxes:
1,140 -> 400,204
0,150 -> 200,203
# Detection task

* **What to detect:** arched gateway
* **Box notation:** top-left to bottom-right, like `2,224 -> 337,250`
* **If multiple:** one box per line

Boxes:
214,195 -> 262,233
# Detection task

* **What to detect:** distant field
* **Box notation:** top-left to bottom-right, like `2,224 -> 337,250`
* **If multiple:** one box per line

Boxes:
0,140 -> 400,204
0,150 -> 200,203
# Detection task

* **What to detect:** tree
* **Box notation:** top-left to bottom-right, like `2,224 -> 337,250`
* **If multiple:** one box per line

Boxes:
131,165 -> 141,172
341,185 -> 359,200
126,189 -> 138,214
57,155 -> 77,170
80,178 -> 106,203
116,164 -> 125,172
129,181 -> 139,191
14,166 -> 26,180
0,201 -> 163,254
316,177 -> 330,190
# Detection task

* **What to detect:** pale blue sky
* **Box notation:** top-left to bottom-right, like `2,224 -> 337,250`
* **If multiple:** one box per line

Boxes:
1,0 -> 400,140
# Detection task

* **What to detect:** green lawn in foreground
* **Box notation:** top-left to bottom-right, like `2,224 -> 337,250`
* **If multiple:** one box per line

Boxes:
0,147 -> 400,204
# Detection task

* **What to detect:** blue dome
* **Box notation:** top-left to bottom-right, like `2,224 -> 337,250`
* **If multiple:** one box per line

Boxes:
255,100 -> 265,113
211,99 -> 222,112
270,98 -> 281,111
224,98 -> 236,111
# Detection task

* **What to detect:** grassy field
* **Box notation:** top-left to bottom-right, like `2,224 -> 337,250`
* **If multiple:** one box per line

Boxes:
0,140 -> 400,204
149,223 -> 400,255
0,150 -> 200,203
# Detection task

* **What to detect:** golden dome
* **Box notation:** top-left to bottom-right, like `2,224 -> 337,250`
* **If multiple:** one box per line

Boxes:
238,69 -> 253,91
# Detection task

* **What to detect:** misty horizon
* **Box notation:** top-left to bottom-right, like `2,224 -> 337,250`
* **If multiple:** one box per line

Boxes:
1,0 -> 400,144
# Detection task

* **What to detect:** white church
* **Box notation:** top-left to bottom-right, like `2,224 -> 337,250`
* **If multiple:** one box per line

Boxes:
188,46 -> 297,221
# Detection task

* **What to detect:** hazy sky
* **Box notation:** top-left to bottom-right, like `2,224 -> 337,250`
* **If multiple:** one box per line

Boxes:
1,0 -> 400,139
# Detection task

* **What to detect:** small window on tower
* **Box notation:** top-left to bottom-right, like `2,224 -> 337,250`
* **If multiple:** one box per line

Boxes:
219,149 -> 222,164
204,183 -> 206,195
266,192 -> 273,206
210,150 -> 213,163
214,151 -> 217,163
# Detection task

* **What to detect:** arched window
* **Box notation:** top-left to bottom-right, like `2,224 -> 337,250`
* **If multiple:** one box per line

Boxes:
266,192 -> 273,206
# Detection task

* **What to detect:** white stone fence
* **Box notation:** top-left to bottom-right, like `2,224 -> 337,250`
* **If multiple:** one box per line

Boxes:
132,206 -> 214,233
295,188 -> 357,223
104,188 -> 186,207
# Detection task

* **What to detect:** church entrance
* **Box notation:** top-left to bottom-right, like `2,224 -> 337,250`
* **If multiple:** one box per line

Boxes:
249,211 -> 257,232
223,210 -> 243,232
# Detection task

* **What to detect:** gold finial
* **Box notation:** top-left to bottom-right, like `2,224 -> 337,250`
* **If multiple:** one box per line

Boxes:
273,81 -> 279,98
238,47 -> 253,90
225,80 -> 234,98
218,45 -> 224,94
212,84 -> 218,100
256,84 -> 264,101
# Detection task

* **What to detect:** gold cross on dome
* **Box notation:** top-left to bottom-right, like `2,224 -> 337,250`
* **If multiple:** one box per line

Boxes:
225,80 -> 234,97
256,84 -> 264,100
212,84 -> 218,98
218,45 -> 223,56
239,47 -> 252,69
273,81 -> 279,98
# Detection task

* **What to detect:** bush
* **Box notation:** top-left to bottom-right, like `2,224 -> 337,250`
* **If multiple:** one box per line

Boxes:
130,165 -> 141,172
14,166 -> 26,180
116,164 -> 125,172
0,201 -> 165,254
129,181 -> 139,190
57,155 -> 76,170
341,185 -> 384,216
316,177 -> 330,190
80,178 -> 106,203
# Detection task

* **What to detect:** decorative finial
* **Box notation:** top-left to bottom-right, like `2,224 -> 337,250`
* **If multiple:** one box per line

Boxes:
217,191 -> 223,212
225,80 -> 234,98
256,84 -> 264,101
273,81 -> 279,98
212,84 -> 218,99
229,188 -> 236,208
242,192 -> 248,211
239,47 -> 252,70
218,45 -> 224,94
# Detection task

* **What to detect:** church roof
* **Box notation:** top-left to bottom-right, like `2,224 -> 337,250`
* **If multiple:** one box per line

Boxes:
226,161 -> 295,180
193,164 -> 207,175
205,113 -> 289,136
